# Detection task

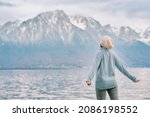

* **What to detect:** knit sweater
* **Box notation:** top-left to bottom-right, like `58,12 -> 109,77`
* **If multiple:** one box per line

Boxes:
87,47 -> 136,89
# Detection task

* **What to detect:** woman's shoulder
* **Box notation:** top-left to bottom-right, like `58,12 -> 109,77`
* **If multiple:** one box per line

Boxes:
95,48 -> 104,57
108,49 -> 117,57
109,50 -> 121,61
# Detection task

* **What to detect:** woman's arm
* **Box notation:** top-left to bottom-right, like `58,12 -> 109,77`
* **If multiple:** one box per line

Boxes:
114,54 -> 138,82
87,51 -> 103,82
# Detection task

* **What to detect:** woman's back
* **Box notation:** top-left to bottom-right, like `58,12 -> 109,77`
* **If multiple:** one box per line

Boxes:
95,47 -> 117,89
98,47 -> 116,78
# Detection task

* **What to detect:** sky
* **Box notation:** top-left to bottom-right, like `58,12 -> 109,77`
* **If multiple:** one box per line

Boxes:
0,0 -> 149,31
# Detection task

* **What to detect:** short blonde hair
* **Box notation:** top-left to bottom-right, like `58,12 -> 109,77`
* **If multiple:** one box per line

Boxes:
100,35 -> 114,49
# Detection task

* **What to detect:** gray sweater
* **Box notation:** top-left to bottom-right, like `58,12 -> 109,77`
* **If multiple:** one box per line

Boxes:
87,47 -> 136,89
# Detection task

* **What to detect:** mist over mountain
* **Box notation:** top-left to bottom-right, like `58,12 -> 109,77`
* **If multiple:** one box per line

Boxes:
0,10 -> 150,68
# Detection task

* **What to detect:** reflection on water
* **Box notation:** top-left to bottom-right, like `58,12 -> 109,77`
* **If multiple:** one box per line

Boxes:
0,68 -> 149,100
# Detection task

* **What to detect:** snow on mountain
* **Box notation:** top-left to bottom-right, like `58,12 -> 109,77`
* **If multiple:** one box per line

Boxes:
70,15 -> 103,31
117,26 -> 140,41
0,10 -> 148,44
70,15 -> 107,42
138,39 -> 150,46
103,24 -> 142,41
69,15 -> 87,30
103,24 -> 120,40
0,10 -> 107,45
0,20 -> 21,42
0,10 -> 149,68
135,27 -> 150,46
104,24 -> 120,35
104,25 -> 150,47
143,27 -> 150,39
103,24 -> 113,34
0,10 -> 72,43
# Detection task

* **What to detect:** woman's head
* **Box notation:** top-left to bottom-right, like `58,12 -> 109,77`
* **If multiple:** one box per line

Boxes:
100,35 -> 114,49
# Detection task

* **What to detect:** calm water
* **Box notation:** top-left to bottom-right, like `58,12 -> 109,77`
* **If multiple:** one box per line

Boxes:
0,68 -> 149,100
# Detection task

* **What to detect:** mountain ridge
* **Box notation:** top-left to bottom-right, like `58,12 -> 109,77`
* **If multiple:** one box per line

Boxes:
0,10 -> 150,68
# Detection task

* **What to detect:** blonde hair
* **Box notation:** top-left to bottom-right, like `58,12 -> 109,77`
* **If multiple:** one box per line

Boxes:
100,36 -> 114,49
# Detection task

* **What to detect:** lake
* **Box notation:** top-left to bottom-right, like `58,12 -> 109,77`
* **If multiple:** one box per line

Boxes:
0,68 -> 149,100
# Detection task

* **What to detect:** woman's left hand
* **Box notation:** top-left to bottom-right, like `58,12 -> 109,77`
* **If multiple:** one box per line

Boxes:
133,79 -> 140,83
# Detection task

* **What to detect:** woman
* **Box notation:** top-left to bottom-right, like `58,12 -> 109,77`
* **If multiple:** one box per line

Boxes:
86,35 -> 140,100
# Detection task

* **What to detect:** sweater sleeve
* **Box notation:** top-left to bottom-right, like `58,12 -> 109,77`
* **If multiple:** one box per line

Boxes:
87,51 -> 103,81
114,54 -> 136,81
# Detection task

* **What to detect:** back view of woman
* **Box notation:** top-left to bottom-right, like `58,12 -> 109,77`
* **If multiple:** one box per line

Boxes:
86,36 -> 139,100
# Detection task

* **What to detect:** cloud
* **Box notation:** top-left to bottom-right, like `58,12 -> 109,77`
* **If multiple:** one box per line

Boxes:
25,0 -> 150,20
98,0 -> 150,19
0,0 -> 149,30
0,1 -> 15,7
22,0 -> 102,5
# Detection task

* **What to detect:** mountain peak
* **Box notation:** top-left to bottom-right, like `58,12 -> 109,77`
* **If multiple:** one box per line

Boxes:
2,20 -> 20,28
35,9 -> 70,25
37,9 -> 67,18
70,15 -> 102,30
118,26 -> 140,40
53,9 -> 66,15
143,27 -> 150,39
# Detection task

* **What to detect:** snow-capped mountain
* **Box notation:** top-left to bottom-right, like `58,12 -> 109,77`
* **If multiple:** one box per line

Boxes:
118,26 -> 140,41
103,24 -> 142,42
104,24 -> 119,35
69,15 -> 105,41
136,27 -> 150,46
1,10 -> 76,44
0,10 -> 150,68
143,27 -> 150,39
0,10 -> 106,45
0,10 -> 148,44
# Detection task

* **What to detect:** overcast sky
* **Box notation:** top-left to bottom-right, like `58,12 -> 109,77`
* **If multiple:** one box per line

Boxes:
0,0 -> 149,30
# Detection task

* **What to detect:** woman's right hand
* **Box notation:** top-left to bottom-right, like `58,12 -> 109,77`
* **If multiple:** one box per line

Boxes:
86,80 -> 91,86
